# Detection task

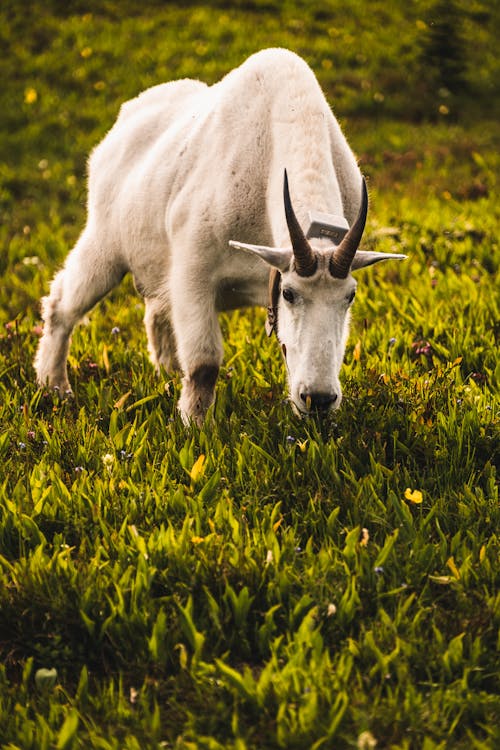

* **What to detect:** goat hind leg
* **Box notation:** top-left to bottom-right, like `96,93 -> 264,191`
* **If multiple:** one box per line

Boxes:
35,232 -> 125,391
144,295 -> 180,373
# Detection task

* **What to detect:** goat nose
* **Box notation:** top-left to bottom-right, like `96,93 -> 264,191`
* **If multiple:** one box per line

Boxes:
300,391 -> 338,411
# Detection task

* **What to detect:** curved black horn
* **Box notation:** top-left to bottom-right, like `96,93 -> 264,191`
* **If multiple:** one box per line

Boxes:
284,170 -> 317,277
329,177 -> 368,279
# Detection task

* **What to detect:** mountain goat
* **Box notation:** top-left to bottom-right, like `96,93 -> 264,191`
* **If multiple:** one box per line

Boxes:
35,48 -> 405,423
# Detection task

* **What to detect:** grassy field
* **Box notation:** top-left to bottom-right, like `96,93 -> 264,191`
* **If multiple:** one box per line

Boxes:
0,1 -> 499,748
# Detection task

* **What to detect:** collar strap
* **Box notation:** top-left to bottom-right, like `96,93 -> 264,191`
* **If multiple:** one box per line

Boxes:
306,211 -> 349,243
266,268 -> 281,337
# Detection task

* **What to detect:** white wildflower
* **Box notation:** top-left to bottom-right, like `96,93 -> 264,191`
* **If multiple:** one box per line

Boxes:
327,603 -> 337,617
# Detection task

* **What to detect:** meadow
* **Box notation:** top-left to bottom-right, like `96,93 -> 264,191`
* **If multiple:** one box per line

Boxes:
0,1 -> 498,748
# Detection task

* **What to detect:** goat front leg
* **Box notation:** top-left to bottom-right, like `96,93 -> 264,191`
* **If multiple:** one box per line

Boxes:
170,270 -> 223,425
179,363 -> 220,425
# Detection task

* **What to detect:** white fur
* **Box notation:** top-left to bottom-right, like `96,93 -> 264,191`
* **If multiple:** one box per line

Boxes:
35,48 -> 404,422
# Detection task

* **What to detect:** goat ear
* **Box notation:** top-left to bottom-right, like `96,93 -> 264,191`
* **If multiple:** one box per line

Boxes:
351,250 -> 407,271
229,240 -> 292,272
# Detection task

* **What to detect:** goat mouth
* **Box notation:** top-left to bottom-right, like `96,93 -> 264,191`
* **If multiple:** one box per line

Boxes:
290,398 -> 339,418
290,400 -> 307,418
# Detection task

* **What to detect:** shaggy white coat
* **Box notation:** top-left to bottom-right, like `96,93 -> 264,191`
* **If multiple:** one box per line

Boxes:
35,49 -> 402,422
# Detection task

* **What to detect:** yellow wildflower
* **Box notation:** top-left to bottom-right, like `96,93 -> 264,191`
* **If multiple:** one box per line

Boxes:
25,88 -> 37,104
404,488 -> 423,504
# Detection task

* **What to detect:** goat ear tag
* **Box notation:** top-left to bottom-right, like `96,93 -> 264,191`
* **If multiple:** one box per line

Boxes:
306,211 -> 349,242
229,241 -> 292,272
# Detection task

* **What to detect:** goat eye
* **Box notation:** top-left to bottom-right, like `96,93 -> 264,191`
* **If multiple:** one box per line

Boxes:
282,288 -> 295,304
347,289 -> 356,305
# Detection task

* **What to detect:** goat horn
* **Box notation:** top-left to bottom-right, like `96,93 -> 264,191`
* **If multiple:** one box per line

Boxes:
329,177 -> 368,279
284,170 -> 317,277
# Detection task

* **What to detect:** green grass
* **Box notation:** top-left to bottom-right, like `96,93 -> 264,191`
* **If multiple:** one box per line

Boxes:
0,1 -> 499,748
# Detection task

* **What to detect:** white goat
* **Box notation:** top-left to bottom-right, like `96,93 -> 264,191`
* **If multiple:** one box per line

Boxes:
35,48 -> 405,423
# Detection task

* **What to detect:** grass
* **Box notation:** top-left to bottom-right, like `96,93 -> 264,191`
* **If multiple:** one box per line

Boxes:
0,1 -> 499,748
